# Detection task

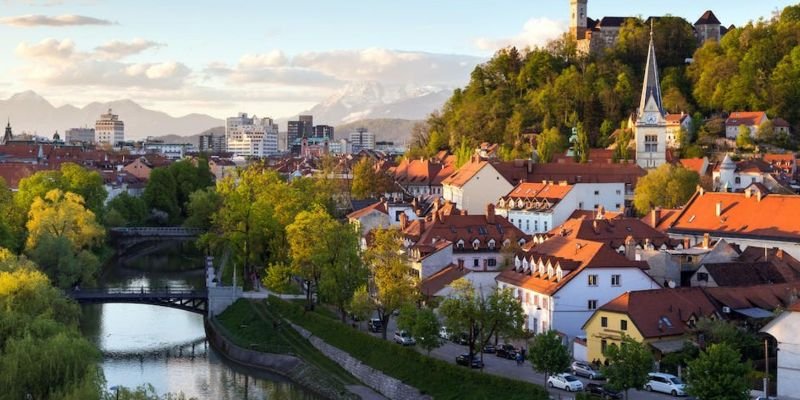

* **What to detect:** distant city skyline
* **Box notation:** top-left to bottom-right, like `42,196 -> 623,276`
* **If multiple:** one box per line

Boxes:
0,0 -> 794,119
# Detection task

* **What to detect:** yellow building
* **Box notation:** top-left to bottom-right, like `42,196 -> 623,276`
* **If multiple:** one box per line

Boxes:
582,287 -> 718,363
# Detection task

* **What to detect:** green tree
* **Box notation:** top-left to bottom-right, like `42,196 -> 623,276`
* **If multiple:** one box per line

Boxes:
613,129 -> 634,162
347,285 -> 373,330
686,343 -> 751,400
105,192 -> 149,227
286,206 -> 336,309
601,335 -> 654,400
633,164 -> 699,215
350,157 -> 390,200
261,262 -> 296,294
598,120 -> 616,148
184,188 -> 221,229
439,279 -> 524,360
363,228 -> 418,339
143,167 -> 180,223
29,234 -> 100,289
317,222 -> 368,321
536,127 -> 566,163
736,124 -> 754,149
0,177 -> 16,250
529,330 -> 571,386
574,125 -> 591,163
756,119 -> 776,144
397,305 -> 442,355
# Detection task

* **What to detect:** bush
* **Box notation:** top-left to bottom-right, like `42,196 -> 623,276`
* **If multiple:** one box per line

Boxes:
267,296 -> 549,400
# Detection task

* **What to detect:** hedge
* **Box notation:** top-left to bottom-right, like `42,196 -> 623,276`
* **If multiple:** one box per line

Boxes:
267,296 -> 549,400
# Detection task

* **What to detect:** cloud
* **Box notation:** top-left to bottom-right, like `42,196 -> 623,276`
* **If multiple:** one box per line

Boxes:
474,18 -> 567,51
94,38 -> 164,60
16,38 -> 189,89
0,14 -> 114,27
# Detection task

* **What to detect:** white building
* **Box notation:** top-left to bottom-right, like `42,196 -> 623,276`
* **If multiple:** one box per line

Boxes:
495,181 -> 625,234
761,303 -> 800,400
635,31 -> 668,169
350,128 -> 375,151
712,154 -> 772,192
142,139 -> 194,160
95,109 -> 124,146
725,111 -> 768,139
225,113 -> 279,158
496,235 -> 658,339
65,127 -> 95,145
665,113 -> 693,149
442,160 -> 514,216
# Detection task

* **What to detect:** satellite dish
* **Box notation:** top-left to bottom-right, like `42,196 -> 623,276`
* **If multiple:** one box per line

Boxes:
668,280 -> 677,288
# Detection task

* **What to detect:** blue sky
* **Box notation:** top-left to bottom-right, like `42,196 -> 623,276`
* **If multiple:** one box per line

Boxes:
0,0 -> 794,118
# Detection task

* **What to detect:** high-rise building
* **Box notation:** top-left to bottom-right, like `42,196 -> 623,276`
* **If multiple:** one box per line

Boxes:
313,124 -> 334,140
287,115 -> 314,147
225,112 -> 279,157
65,128 -> 95,145
199,133 -> 226,154
634,29 -> 667,169
299,115 -> 313,137
95,108 -> 125,146
350,128 -> 375,152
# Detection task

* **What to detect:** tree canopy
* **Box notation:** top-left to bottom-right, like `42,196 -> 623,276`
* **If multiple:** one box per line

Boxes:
601,335 -> 654,400
686,343 -> 751,400
633,164 -> 699,215
529,330 -> 571,386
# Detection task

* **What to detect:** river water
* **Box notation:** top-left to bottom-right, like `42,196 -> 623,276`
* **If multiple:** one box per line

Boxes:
79,241 -> 318,399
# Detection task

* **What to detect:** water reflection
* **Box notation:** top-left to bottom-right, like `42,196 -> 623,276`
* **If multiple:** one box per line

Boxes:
80,241 -> 318,399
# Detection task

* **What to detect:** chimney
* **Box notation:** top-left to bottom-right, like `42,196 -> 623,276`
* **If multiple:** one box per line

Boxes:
757,190 -> 763,202
715,202 -> 723,217
702,233 -> 710,249
596,205 -> 605,219
624,235 -> 636,260
698,186 -> 705,196
650,208 -> 661,228
486,203 -> 496,224
527,159 -> 533,174
683,237 -> 691,249
745,188 -> 752,198
777,248 -> 784,260
399,213 -> 409,230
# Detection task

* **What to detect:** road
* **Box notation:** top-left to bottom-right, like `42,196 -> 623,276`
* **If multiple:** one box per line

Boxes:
360,315 -> 690,400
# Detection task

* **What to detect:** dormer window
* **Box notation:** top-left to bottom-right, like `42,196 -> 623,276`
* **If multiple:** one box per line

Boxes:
503,239 -> 511,248
472,239 -> 480,250
518,238 -> 526,246
488,239 -> 496,250
514,256 -> 521,268
456,240 -> 464,250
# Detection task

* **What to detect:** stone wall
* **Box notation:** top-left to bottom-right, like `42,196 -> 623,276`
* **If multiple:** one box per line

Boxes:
204,319 -> 352,399
207,286 -> 241,316
288,322 -> 432,400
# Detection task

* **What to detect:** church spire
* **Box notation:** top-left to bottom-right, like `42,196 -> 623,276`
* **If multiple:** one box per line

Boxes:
638,23 -> 664,118
2,118 -> 12,144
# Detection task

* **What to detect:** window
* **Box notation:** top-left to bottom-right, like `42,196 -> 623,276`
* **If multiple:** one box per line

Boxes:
473,258 -> 479,268
616,204 -> 621,210
578,202 -> 584,209
601,339 -> 608,353
601,316 -> 608,328
544,222 -> 548,231
620,320 -> 628,331
645,135 -> 658,153
534,220 -> 539,231
588,274 -> 598,286
533,318 -> 539,334
697,272 -> 709,282
616,189 -> 622,195
588,299 -> 598,310
735,177 -> 741,184
611,274 -> 621,286
526,220 -> 529,231
487,258 -> 497,267
594,190 -> 599,196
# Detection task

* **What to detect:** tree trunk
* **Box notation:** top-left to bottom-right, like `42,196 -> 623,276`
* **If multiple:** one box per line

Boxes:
340,307 -> 347,323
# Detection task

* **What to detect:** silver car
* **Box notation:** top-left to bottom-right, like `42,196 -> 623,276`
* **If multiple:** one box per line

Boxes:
571,360 -> 604,380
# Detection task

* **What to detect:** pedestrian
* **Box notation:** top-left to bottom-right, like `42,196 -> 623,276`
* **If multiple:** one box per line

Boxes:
520,347 -> 526,362
515,352 -> 522,366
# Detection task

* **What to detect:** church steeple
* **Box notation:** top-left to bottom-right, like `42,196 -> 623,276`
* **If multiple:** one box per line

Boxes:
638,25 -> 664,119
3,118 -> 12,145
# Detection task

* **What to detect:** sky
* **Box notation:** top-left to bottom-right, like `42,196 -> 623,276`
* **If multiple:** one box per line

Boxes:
0,0 -> 795,119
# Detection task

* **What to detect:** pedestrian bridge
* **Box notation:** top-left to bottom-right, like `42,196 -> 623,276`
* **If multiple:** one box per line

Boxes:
110,227 -> 205,238
68,287 -> 208,314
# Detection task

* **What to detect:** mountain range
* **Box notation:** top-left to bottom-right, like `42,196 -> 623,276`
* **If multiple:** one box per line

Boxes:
0,81 -> 450,143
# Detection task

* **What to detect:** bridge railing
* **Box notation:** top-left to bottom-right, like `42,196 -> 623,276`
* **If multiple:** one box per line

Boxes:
109,227 -> 206,237
69,286 -> 207,298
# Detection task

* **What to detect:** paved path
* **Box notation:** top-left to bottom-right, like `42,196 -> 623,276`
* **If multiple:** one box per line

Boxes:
358,314 -> 691,400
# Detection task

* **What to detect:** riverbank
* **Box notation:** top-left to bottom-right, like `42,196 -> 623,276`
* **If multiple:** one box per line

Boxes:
209,299 -> 362,399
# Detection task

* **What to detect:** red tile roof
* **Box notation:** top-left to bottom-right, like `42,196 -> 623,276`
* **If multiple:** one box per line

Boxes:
0,163 -> 51,189
705,283 -> 800,310
497,181 -> 573,210
695,10 -> 721,25
679,158 -> 707,175
666,113 -> 689,124
440,160 -> 488,188
598,287 -> 718,339
725,112 -> 767,127
667,191 -> 800,242
701,262 -> 791,286
420,264 -> 468,296
553,214 -> 673,249
347,199 -> 388,220
402,206 -> 525,253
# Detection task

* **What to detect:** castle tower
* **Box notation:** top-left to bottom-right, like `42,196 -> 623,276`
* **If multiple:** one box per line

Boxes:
570,0 -> 588,39
635,27 -> 668,169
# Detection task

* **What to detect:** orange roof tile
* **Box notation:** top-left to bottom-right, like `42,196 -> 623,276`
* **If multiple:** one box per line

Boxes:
679,158 -> 706,175
420,264 -> 469,296
726,112 -> 767,127
668,191 -> 800,242
441,160 -> 487,188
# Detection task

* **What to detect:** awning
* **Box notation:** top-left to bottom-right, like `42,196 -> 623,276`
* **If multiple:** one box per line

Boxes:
649,338 -> 688,354
734,307 -> 774,319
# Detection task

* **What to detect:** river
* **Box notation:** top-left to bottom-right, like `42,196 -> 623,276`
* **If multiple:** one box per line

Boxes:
79,241 -> 318,399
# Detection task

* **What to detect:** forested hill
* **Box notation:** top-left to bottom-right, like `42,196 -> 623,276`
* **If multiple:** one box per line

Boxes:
410,5 -> 800,158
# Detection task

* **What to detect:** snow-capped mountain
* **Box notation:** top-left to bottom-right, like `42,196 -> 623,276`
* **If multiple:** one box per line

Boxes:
0,91 -> 223,139
298,81 -> 452,126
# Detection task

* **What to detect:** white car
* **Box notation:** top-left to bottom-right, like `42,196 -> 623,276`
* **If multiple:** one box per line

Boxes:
393,330 -> 416,346
547,373 -> 584,392
645,372 -> 686,396
439,326 -> 453,340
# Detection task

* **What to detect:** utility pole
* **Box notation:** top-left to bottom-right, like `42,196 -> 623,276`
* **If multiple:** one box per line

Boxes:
764,338 -> 769,398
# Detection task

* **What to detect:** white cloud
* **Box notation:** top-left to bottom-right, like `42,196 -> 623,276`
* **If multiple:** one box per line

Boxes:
0,14 -> 113,27
474,18 -> 567,51
94,38 -> 164,60
16,38 -> 189,89
238,50 -> 288,69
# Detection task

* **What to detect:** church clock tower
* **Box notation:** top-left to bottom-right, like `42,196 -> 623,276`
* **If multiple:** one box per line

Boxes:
635,28 -> 668,169
570,0 -> 588,39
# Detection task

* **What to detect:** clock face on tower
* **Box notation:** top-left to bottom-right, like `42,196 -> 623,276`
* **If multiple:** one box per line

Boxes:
646,114 -> 657,124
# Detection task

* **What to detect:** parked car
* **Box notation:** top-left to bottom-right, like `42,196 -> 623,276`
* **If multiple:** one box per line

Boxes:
496,344 -> 518,359
455,353 -> 484,369
482,344 -> 496,353
572,360 -> 604,380
645,372 -> 686,397
584,383 -> 622,399
367,318 -> 382,333
438,326 -> 452,340
547,373 -> 584,392
454,332 -> 470,345
393,330 -> 416,346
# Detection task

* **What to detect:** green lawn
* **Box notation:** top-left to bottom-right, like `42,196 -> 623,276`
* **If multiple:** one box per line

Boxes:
267,296 -> 550,400
216,299 -> 360,394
